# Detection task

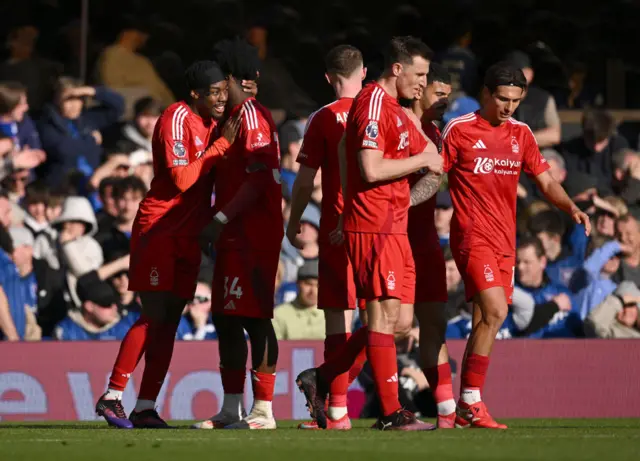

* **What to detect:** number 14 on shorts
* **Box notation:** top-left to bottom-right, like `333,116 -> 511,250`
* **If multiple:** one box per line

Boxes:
224,276 -> 244,299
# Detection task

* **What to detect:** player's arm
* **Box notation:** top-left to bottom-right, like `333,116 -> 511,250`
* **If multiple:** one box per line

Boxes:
534,166 -> 591,235
359,146 -> 441,183
167,111 -> 243,192
287,113 -> 323,248
410,172 -> 443,206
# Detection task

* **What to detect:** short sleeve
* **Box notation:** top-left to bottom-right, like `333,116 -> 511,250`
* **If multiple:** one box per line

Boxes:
350,93 -> 386,152
521,126 -> 550,177
241,105 -> 279,168
297,109 -> 325,170
408,119 -> 428,156
158,106 -> 191,169
440,123 -> 460,173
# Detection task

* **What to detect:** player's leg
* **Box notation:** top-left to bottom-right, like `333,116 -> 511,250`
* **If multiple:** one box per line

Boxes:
193,250 -> 247,429
126,291 -> 186,428
224,250 -> 280,430
455,252 -> 510,429
413,248 -> 456,428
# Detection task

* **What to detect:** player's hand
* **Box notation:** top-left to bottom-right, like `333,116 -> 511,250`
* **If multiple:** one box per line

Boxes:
241,80 -> 258,97
571,207 -> 591,236
12,147 -> 46,170
286,221 -> 305,250
420,151 -> 443,175
552,293 -> 572,312
221,107 -> 244,144
329,214 -> 344,246
405,327 -> 420,351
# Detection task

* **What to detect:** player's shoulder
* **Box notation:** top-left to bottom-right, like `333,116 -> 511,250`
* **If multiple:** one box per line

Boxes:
507,117 -> 536,139
241,98 -> 274,130
441,111 -> 478,140
159,101 -> 194,139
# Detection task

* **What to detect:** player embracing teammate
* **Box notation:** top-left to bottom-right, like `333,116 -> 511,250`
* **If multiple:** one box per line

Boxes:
296,36 -> 444,431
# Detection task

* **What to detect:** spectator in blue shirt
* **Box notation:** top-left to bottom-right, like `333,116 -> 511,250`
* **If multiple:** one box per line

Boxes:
37,78 -> 124,187
0,227 -> 39,340
571,236 -> 628,320
529,210 -> 586,289
0,81 -> 42,150
516,235 -> 574,305
54,277 -> 138,340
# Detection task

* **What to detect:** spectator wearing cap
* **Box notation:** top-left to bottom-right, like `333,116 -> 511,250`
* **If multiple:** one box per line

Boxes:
586,281 -> 640,338
435,190 -> 452,247
504,50 -> 561,148
96,17 -> 175,112
272,259 -> 324,340
0,227 -> 39,340
38,77 -> 125,187
53,278 -> 138,340
560,108 -> 629,194
177,279 -> 217,340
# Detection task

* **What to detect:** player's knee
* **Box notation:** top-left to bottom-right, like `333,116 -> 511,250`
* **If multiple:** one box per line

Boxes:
482,303 -> 508,328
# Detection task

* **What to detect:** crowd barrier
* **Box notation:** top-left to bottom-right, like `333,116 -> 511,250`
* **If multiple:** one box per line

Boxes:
1,340 -> 639,421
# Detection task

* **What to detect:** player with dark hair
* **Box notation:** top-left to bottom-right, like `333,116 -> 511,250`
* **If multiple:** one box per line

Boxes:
95,60 -> 242,429
196,38 -> 282,430
442,62 -> 590,428
297,36 -> 443,431
285,44 -> 366,430
403,62 -> 457,428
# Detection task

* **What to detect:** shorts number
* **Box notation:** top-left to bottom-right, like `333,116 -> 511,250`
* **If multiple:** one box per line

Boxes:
224,276 -> 244,299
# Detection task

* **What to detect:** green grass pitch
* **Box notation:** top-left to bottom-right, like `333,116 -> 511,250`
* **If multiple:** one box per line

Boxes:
1,419 -> 638,461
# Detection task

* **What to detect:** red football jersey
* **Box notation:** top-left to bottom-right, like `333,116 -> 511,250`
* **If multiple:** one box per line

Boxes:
407,120 -> 441,253
297,97 -> 352,240
442,112 -> 549,254
343,83 -> 428,235
213,97 -> 283,250
136,101 -> 216,236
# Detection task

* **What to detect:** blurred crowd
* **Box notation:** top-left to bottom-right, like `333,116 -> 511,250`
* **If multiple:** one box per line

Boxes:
1,1 -> 640,346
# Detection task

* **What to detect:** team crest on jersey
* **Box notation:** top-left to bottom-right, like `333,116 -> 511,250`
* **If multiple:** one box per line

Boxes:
365,120 -> 379,139
511,136 -> 519,154
150,267 -> 159,286
173,141 -> 186,157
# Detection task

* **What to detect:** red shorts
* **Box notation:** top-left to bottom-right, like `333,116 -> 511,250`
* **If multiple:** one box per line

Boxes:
128,231 -> 201,300
414,245 -> 448,304
211,249 -> 280,319
345,232 -> 415,304
452,246 -> 515,303
318,239 -> 357,310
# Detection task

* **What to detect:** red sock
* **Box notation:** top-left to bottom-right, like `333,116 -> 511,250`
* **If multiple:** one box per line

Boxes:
221,367 -> 246,394
318,327 -> 367,383
461,353 -> 490,392
138,321 -> 179,401
367,331 -> 401,417
347,348 -> 367,385
252,370 -> 275,401
108,315 -> 150,391
425,363 -> 454,405
325,333 -> 350,407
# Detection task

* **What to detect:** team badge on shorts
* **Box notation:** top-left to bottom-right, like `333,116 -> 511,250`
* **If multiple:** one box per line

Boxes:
173,141 -> 186,157
150,267 -> 159,286
483,265 -> 494,282
387,271 -> 396,290
365,120 -> 379,139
